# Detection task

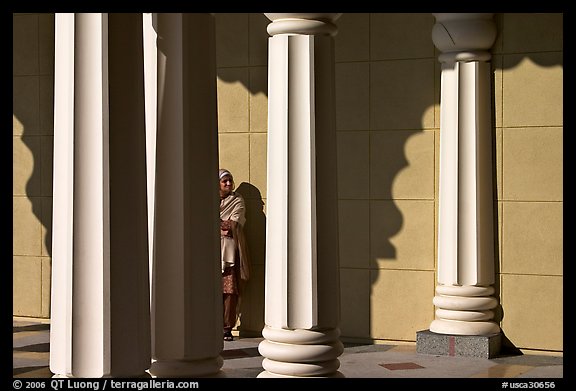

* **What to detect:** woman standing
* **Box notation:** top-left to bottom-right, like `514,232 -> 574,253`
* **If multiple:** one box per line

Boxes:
219,169 -> 250,341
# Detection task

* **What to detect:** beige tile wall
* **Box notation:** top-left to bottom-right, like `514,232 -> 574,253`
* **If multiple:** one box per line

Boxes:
340,268 -> 371,338
214,13 -> 563,352
337,131 -> 370,199
338,200 -> 370,269
502,202 -> 563,275
370,269 -> 435,341
333,13 -> 439,345
503,127 -> 563,201
13,13 -> 54,318
369,130 -> 435,199
370,200 -> 435,270
496,13 -> 563,352
500,274 -> 563,351
502,53 -> 563,128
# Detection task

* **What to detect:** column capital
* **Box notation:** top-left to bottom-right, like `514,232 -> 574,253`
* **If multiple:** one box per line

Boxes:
432,13 -> 496,61
264,13 -> 342,36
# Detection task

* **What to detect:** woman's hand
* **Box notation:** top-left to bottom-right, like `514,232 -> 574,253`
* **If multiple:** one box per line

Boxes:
221,219 -> 235,237
220,219 -> 232,231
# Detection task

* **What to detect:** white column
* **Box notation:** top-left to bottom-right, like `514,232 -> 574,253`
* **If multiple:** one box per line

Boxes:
259,13 -> 344,378
143,13 -> 157,297
148,13 -> 222,377
50,13 -> 151,377
430,13 -> 500,336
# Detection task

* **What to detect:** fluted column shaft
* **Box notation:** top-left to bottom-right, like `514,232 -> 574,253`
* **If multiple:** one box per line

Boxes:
148,13 -> 223,377
258,13 -> 344,378
430,13 -> 500,336
50,13 -> 151,377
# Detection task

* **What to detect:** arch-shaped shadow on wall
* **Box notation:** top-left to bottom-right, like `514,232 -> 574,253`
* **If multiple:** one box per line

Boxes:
15,12 -> 563,351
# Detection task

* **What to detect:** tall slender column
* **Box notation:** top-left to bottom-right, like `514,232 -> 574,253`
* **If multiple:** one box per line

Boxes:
143,13 -> 158,296
258,13 -> 344,378
148,13 -> 222,377
430,13 -> 500,336
50,13 -> 151,377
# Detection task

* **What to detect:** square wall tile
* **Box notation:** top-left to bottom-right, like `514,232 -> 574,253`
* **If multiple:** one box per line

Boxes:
371,269 -> 435,341
13,76 -> 40,135
502,53 -> 563,128
13,256 -> 43,317
41,136 -> 53,197
239,263 -> 265,334
502,202 -> 562,276
370,59 -> 435,130
249,133 -> 267,200
41,197 -> 53,257
249,13 -> 269,66
245,198 -> 266,267
495,128 -> 503,201
340,268 -> 370,338
370,200 -> 435,270
335,13 -> 370,62
39,75 -> 54,135
13,136 -> 40,197
370,13 -> 435,60
502,13 -> 563,54
493,55 -> 503,129
13,196 -> 43,256
14,114 -> 24,136
503,127 -> 563,201
217,68 -> 250,133
13,14 -> 39,76
433,60 -> 440,129
216,13 -> 249,67
41,256 -> 51,317
370,130 -> 434,200
218,133 -> 250,186
338,200 -> 370,269
249,67 -> 268,133
501,274 -> 562,351
335,62 -> 370,131
38,13 -> 54,76
337,131 -> 369,199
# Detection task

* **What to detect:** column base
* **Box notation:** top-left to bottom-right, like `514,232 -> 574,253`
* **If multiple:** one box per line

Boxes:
416,329 -> 501,359
257,326 -> 344,377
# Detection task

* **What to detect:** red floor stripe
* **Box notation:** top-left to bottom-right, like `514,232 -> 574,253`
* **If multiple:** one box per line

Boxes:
449,336 -> 455,356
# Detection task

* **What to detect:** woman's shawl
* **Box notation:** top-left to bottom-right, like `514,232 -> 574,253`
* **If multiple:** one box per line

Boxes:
220,192 -> 250,281
220,192 -> 246,226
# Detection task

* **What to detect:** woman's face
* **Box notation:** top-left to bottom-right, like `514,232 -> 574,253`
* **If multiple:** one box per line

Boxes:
220,175 -> 234,197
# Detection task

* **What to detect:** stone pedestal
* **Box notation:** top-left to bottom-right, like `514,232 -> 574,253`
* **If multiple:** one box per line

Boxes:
417,329 -> 501,359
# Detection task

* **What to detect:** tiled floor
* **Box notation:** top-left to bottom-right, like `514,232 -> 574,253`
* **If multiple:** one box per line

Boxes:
13,318 -> 565,381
